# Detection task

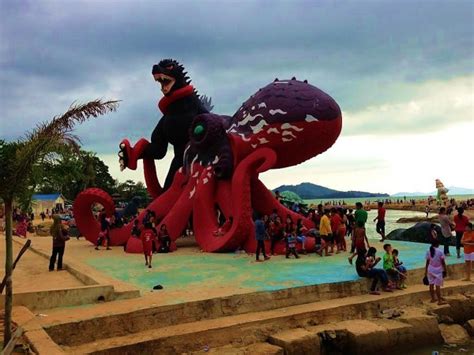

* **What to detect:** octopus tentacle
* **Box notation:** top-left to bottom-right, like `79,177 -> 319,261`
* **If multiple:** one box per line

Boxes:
156,164 -> 205,242
119,138 -> 163,198
215,180 -> 233,217
143,158 -> 162,199
73,188 -> 129,246
194,148 -> 277,252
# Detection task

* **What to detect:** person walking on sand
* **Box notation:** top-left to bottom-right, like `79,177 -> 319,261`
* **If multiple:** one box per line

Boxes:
461,223 -> 474,281
95,211 -> 111,250
49,215 -> 70,271
438,207 -> 454,256
255,214 -> 270,262
424,238 -> 447,305
454,208 -> 470,259
319,209 -> 333,256
374,202 -> 386,242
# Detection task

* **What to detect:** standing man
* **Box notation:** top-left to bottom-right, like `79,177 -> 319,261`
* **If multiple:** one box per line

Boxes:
255,214 -> 270,262
438,207 -> 453,256
354,202 -> 368,228
374,202 -> 386,242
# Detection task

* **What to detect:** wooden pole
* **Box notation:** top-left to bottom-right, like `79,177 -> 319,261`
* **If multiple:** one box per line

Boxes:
3,198 -> 13,348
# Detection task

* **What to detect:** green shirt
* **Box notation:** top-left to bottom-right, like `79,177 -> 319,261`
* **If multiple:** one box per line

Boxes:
354,209 -> 368,227
383,253 -> 394,270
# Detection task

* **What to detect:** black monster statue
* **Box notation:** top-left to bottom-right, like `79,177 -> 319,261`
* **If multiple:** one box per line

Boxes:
118,59 -> 212,190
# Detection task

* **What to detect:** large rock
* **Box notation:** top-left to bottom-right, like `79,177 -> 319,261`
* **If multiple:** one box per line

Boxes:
464,319 -> 474,336
387,222 -> 455,245
439,324 -> 470,345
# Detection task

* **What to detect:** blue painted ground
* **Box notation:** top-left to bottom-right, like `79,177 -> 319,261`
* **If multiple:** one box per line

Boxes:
86,240 -> 463,293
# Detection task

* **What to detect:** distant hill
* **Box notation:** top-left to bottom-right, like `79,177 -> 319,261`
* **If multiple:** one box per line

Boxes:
273,182 -> 389,199
392,186 -> 474,197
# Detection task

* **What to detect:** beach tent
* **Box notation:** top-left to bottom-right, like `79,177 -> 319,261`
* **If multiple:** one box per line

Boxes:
31,193 -> 66,216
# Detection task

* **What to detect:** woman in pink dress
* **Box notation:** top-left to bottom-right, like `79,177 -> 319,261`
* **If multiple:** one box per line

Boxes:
424,239 -> 448,305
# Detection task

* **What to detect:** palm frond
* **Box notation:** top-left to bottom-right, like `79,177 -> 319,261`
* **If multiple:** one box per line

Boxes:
13,99 -> 119,183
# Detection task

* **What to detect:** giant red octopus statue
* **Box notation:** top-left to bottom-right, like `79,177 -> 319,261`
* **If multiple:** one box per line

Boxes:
74,68 -> 342,254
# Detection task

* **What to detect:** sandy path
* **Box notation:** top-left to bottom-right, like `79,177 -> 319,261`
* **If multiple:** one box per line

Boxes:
0,235 -> 84,293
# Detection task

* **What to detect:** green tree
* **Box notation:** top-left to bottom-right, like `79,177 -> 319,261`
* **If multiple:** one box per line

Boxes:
32,149 -> 118,201
0,100 -> 118,348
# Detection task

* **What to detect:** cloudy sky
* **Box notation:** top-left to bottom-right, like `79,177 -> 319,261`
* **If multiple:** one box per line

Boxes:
1,0 -> 473,195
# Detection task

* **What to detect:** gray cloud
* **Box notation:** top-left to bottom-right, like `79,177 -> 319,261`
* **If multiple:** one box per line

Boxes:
1,0 -> 472,153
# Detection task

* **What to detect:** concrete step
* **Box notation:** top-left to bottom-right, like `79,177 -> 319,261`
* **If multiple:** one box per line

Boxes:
268,328 -> 320,355
40,263 -> 467,347
61,281 -> 474,354
189,342 -> 284,354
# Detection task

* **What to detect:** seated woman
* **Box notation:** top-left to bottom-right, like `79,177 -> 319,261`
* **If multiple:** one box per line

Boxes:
355,247 -> 392,295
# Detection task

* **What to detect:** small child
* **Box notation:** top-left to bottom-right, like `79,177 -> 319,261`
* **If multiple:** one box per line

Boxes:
348,223 -> 370,265
425,238 -> 447,305
392,249 -> 407,288
383,244 -> 401,289
461,222 -> 474,281
141,222 -> 156,268
285,233 -> 299,259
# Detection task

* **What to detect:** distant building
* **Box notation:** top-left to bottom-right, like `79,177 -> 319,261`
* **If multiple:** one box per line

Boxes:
31,193 -> 66,216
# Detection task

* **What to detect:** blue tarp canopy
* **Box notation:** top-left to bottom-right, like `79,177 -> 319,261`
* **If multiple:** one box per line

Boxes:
32,193 -> 63,201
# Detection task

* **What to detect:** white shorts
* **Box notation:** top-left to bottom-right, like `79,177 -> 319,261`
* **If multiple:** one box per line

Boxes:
465,252 -> 474,261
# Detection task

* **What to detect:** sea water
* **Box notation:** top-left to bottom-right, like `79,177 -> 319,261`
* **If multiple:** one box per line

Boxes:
305,194 -> 474,206
364,209 -> 426,240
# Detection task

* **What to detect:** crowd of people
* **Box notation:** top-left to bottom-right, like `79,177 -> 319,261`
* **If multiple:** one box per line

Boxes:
3,193 -> 473,299
94,209 -> 172,269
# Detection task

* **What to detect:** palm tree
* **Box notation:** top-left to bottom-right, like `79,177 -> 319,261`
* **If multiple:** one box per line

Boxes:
0,99 -> 118,348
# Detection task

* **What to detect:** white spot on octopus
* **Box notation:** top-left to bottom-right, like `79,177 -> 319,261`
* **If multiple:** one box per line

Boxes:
282,137 -> 293,142
203,177 -> 209,184
239,113 -> 263,126
258,102 -> 267,108
237,133 -> 251,142
189,186 -> 196,199
212,156 -> 220,164
282,131 -> 297,138
251,144 -> 258,148
281,123 -> 303,132
305,114 -> 319,122
190,155 -> 199,175
258,137 -> 269,144
250,120 -> 268,134
267,127 -> 279,134
269,109 -> 287,115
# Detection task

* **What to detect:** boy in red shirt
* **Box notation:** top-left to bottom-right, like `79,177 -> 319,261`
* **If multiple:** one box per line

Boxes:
141,222 -> 157,268
454,208 -> 470,258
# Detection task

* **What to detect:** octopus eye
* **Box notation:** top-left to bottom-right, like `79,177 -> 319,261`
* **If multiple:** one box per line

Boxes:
193,124 -> 205,137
